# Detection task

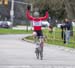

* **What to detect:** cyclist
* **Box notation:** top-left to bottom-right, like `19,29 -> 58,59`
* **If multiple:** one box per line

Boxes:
26,5 -> 49,60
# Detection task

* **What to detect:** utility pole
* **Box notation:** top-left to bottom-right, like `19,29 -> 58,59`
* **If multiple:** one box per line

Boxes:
10,0 -> 14,26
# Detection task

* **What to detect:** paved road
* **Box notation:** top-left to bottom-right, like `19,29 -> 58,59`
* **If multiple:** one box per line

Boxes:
0,34 -> 75,68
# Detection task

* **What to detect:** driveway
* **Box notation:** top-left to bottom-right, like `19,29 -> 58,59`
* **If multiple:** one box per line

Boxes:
0,34 -> 75,68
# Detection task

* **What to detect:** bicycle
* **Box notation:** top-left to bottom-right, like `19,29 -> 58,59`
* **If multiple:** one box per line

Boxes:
34,36 -> 44,60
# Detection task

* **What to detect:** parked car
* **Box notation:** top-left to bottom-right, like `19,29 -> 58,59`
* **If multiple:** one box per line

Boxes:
57,23 -> 63,28
0,21 -> 12,28
42,21 -> 50,27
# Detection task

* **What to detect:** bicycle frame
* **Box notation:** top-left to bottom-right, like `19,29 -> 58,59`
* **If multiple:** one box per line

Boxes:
34,36 -> 44,60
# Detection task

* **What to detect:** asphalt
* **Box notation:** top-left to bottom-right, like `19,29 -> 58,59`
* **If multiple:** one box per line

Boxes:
0,34 -> 75,68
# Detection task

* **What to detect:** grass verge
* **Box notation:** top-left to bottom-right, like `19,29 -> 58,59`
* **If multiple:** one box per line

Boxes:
25,28 -> 75,48
0,28 -> 32,34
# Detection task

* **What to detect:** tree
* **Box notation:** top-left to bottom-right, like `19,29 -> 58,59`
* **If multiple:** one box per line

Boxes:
32,0 -> 75,20
64,0 -> 75,19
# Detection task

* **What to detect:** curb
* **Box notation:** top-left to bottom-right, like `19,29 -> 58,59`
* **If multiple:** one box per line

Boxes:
22,37 -> 34,43
22,35 -> 75,53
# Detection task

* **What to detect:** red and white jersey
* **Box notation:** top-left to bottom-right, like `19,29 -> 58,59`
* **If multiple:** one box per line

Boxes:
26,10 -> 48,31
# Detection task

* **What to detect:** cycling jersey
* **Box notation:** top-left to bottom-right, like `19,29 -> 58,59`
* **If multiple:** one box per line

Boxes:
26,10 -> 48,31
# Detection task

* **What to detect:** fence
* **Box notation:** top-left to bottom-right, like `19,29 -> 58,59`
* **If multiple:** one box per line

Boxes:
44,27 -> 75,46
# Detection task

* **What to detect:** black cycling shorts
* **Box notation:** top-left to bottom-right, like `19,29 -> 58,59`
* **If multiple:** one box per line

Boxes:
34,30 -> 43,38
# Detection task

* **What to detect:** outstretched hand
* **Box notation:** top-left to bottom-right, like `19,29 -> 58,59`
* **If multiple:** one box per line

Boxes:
27,5 -> 31,10
45,7 -> 49,11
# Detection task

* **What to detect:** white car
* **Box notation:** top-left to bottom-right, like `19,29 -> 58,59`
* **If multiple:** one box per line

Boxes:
42,21 -> 50,27
57,24 -> 63,28
0,21 -> 12,28
72,21 -> 75,26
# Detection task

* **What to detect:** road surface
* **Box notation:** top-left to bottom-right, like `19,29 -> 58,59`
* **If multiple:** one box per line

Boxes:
0,34 -> 75,68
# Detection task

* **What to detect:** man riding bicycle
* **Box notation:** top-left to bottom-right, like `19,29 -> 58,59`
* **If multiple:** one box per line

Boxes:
26,5 -> 49,60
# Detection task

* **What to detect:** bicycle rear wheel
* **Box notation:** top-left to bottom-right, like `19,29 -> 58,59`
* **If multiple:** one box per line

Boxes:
39,47 -> 43,60
35,48 -> 39,59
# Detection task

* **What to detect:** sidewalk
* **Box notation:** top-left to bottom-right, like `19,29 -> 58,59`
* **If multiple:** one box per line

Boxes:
12,25 -> 46,30
12,26 -> 32,30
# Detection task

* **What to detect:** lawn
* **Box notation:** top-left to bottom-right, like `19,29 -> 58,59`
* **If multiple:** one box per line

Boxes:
26,27 -> 75,48
1,28 -> 75,48
0,28 -> 32,34
43,27 -> 75,48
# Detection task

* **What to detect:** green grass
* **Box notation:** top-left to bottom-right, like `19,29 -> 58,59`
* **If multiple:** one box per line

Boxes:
1,28 -> 74,48
0,28 -> 32,34
26,27 -> 75,48
43,28 -> 75,48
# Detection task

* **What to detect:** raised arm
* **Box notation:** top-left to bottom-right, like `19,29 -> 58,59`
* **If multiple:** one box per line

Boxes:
40,11 -> 49,20
26,5 -> 34,20
26,10 -> 34,20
